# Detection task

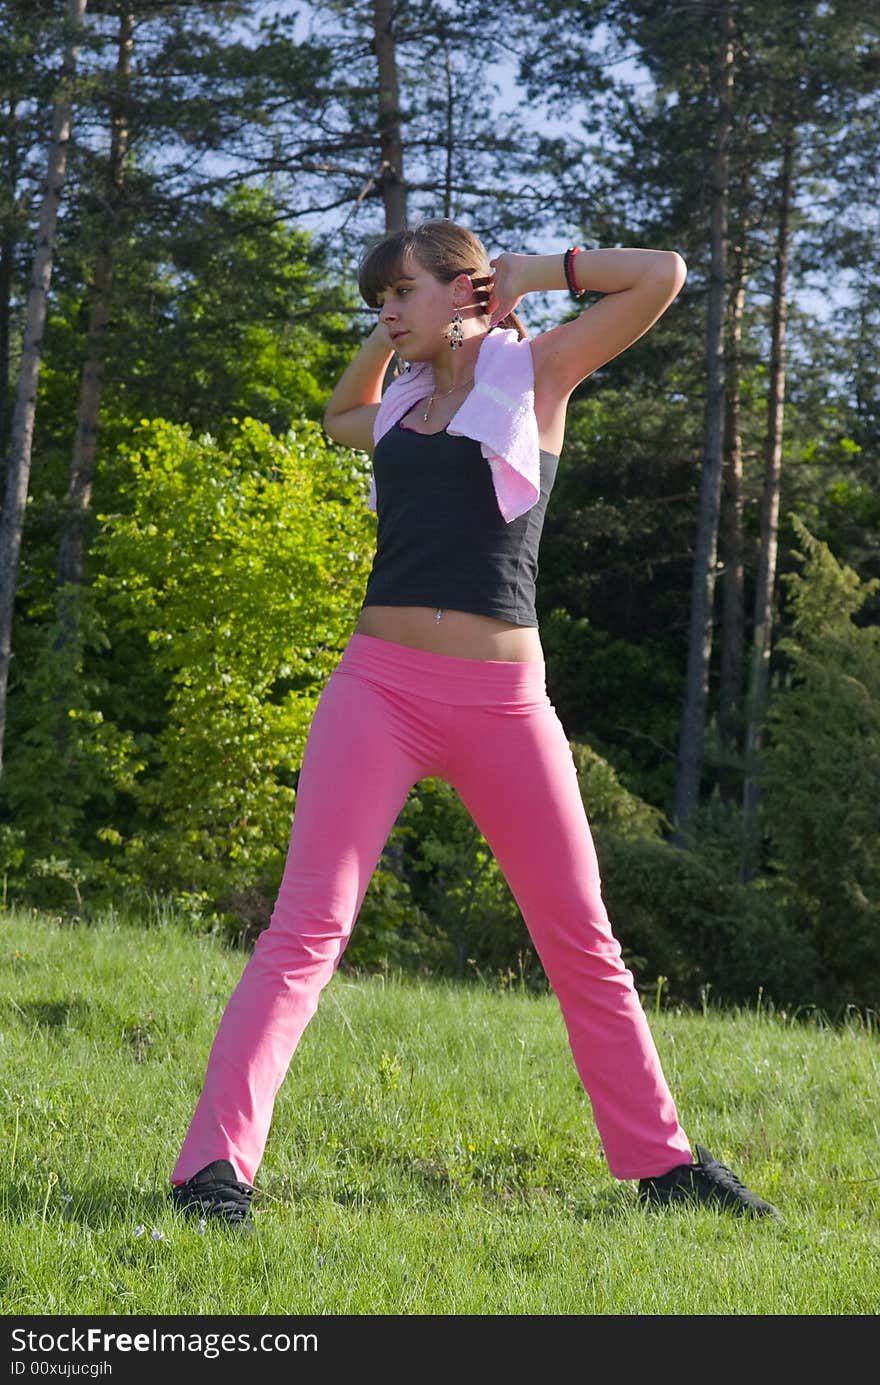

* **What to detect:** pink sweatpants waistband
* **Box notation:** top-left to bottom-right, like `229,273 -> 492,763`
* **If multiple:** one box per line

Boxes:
336,632 -> 548,707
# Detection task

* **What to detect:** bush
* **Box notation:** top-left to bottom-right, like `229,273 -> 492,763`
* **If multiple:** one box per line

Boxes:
594,833 -> 821,1007
344,866 -> 451,975
339,739 -> 672,989
89,415 -> 375,897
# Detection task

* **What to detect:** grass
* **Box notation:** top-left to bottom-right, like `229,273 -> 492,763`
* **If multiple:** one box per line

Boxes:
1,903 -> 879,1316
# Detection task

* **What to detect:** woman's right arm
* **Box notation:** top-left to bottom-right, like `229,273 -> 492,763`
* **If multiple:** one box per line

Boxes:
322,322 -> 395,452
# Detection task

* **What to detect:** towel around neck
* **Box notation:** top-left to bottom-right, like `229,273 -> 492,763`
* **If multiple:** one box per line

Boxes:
370,327 -> 542,523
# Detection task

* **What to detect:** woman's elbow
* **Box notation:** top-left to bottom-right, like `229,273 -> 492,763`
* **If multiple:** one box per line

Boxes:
666,251 -> 687,293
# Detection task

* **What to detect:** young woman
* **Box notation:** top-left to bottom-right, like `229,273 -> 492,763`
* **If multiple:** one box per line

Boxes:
170,219 -> 780,1228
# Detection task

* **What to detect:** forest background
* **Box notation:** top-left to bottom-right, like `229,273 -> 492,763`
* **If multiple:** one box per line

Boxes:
0,0 -> 877,1012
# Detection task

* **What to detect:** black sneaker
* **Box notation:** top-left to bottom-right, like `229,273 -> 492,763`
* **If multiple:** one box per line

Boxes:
170,1159 -> 255,1229
638,1144 -> 781,1220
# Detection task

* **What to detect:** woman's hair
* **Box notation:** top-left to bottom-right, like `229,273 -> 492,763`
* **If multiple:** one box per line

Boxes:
358,218 -> 527,340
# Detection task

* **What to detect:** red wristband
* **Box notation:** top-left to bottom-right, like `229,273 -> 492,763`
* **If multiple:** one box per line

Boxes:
564,246 -> 587,300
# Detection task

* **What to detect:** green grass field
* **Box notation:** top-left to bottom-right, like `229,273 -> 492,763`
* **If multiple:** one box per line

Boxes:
1,905 -> 878,1315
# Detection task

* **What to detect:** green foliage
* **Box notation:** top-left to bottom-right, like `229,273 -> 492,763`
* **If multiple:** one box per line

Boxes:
538,374 -> 702,811
568,739 -> 666,840
762,520 -> 880,1002
339,732 -> 825,1005
345,866 -> 448,975
112,184 -> 357,437
0,588 -> 147,906
89,414 -> 375,896
345,737 -> 667,986
392,777 -> 531,983
0,825 -> 26,904
33,186 -> 358,547
540,607 -> 685,809
595,834 -> 821,1008
3,189 -> 364,912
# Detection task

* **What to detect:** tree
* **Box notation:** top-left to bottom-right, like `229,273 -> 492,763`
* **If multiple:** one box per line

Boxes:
372,0 -> 407,231
672,0 -> 735,836
740,129 -> 794,874
88,415 -> 375,898
0,187 -> 358,892
516,0 -> 879,842
261,0 -> 565,245
762,520 -> 880,1005
56,7 -> 133,600
0,0 -> 65,463
0,0 -> 87,775
739,0 -> 879,870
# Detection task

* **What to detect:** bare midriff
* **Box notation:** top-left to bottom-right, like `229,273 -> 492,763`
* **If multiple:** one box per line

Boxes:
354,605 -> 544,663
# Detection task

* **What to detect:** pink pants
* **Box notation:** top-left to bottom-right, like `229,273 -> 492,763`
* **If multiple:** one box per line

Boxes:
172,633 -> 693,1186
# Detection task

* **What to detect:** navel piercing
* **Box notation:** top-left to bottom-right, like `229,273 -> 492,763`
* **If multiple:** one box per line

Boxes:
434,608 -> 443,623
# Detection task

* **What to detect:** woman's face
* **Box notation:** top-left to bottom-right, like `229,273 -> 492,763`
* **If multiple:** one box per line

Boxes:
376,254 -> 469,361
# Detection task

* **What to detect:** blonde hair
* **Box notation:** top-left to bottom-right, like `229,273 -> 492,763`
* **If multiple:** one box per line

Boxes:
358,219 -> 527,339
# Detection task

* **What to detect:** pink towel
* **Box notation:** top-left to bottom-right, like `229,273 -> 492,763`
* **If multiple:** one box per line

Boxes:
369,328 -> 541,523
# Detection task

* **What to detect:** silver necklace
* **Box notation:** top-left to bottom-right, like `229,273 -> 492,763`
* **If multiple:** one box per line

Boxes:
422,377 -> 473,424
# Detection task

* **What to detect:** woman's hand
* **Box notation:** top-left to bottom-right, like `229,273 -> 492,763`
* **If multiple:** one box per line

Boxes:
369,318 -> 396,351
486,252 -> 530,328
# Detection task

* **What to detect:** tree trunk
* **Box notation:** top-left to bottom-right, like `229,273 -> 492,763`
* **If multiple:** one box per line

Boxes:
0,94 -> 18,473
0,0 -> 87,777
57,9 -> 133,600
443,46 -> 454,220
741,130 -> 795,879
671,0 -> 734,839
717,242 -> 748,798
372,0 -> 407,233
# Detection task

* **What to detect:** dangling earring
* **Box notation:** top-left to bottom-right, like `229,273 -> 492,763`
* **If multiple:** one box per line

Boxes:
448,309 -> 464,350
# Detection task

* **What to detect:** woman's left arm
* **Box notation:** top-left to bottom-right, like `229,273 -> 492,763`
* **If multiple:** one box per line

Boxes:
489,249 -> 687,400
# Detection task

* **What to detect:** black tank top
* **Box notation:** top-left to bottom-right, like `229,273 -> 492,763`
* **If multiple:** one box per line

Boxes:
361,420 -> 559,627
